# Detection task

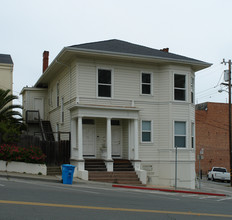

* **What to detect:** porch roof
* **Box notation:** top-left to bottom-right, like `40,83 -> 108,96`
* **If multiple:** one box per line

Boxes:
69,104 -> 139,119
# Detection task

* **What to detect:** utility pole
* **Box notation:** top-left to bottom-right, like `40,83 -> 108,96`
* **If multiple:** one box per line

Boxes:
221,59 -> 232,186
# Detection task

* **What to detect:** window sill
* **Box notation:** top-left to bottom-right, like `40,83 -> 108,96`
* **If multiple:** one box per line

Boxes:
140,94 -> 154,97
97,96 -> 113,99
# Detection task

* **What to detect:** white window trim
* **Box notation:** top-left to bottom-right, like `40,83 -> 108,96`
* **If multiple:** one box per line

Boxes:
141,120 -> 153,143
96,67 -> 114,99
140,71 -> 153,96
173,120 -> 188,149
173,73 -> 187,102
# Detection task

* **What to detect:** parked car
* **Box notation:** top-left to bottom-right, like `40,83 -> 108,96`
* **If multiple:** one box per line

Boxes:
207,167 -> 230,182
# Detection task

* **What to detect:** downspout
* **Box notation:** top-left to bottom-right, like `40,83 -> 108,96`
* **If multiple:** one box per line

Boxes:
55,60 -> 72,107
55,60 -> 72,141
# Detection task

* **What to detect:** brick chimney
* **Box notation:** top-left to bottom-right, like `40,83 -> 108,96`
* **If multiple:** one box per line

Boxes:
43,51 -> 49,73
160,48 -> 169,53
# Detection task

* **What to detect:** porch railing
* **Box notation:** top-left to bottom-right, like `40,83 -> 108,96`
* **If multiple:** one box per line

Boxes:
26,110 -> 40,124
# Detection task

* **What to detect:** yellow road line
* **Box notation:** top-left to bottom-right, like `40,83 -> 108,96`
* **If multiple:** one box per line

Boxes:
0,200 -> 231,218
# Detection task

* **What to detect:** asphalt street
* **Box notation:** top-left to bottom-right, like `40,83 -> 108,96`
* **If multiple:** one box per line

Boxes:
0,176 -> 231,220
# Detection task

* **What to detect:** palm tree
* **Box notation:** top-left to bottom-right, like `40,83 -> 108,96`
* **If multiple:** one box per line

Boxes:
0,89 -> 22,122
0,89 -> 25,143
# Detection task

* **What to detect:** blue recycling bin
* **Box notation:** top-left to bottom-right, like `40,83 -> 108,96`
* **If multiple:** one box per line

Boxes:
62,164 -> 75,184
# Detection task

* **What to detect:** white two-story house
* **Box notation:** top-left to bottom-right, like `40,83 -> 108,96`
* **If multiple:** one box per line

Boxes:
21,39 -> 211,189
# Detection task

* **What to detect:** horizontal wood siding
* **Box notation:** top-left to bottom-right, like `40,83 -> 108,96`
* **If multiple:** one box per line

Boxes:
78,64 -> 96,97
79,97 -> 132,107
47,62 -> 77,136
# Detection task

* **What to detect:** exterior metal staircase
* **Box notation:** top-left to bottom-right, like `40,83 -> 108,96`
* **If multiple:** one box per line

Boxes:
41,121 -> 55,141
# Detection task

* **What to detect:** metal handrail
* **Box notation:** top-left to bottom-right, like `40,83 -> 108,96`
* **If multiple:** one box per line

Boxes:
26,110 -> 46,141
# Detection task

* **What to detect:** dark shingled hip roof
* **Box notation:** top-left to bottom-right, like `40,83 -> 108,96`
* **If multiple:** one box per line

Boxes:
70,39 -> 209,65
0,54 -> 13,64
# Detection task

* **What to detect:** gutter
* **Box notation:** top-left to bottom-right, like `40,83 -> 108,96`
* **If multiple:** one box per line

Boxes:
65,47 -> 212,69
34,46 -> 212,87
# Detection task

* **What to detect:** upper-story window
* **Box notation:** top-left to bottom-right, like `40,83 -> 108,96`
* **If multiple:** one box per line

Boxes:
141,72 -> 152,95
191,77 -> 195,104
56,82 -> 60,107
174,74 -> 186,101
98,69 -> 112,98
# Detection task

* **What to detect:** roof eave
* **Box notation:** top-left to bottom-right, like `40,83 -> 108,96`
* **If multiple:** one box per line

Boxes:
65,47 -> 212,71
34,48 -> 67,87
35,46 -> 211,87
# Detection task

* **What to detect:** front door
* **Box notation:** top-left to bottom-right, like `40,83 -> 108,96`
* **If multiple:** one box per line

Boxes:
83,124 -> 96,157
112,125 -> 122,158
34,98 -> 44,119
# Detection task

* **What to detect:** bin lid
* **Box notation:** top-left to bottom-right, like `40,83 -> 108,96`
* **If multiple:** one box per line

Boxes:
62,164 -> 76,168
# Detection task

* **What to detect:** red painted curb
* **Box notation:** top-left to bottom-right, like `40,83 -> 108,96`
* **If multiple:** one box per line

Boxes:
112,184 -> 226,197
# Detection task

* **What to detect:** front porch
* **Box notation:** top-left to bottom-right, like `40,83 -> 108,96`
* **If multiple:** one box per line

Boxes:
69,104 -> 147,184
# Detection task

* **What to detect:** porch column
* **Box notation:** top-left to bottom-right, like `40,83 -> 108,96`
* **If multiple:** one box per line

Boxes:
134,119 -> 139,160
105,117 -> 113,171
78,116 -> 83,160
106,117 -> 112,160
71,118 -> 77,160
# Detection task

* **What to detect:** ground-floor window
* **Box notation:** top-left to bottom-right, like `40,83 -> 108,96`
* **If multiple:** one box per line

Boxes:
111,120 -> 120,126
174,121 -> 186,148
191,122 -> 195,148
142,120 -> 152,142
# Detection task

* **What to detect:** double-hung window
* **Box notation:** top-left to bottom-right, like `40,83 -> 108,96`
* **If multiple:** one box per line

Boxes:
98,69 -> 112,98
191,122 -> 195,148
142,120 -> 152,142
191,77 -> 195,104
174,121 -> 186,148
56,82 -> 60,107
141,72 -> 152,95
174,74 -> 186,101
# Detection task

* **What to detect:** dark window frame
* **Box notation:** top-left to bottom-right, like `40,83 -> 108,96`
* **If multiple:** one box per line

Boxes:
97,68 -> 112,98
141,72 -> 152,95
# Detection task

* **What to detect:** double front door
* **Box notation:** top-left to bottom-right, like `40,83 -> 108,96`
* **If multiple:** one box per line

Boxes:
83,119 -> 122,158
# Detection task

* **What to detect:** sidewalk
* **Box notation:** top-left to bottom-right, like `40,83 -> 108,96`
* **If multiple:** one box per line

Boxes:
0,171 -> 231,197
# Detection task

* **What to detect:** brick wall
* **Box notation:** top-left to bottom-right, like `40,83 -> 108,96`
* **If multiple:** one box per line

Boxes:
195,102 -> 230,174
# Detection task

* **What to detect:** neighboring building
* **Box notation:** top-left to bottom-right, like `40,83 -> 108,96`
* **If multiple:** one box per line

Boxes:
21,40 -> 211,189
195,102 -> 230,175
0,54 -> 13,92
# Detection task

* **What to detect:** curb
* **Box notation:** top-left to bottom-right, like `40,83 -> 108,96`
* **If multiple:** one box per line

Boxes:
112,184 -> 227,197
0,173 -> 61,184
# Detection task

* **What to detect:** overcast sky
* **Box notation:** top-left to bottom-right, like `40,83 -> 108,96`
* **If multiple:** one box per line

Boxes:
1,0 -> 232,105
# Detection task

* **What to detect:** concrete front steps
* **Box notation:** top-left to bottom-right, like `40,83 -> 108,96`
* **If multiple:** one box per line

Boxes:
89,171 -> 142,185
85,159 -> 142,185
85,159 -> 107,171
47,166 -> 62,176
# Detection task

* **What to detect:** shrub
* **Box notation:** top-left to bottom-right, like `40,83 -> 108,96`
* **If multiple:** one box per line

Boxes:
0,144 -> 46,164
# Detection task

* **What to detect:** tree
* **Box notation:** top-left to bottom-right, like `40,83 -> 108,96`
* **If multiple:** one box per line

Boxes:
0,89 -> 25,144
